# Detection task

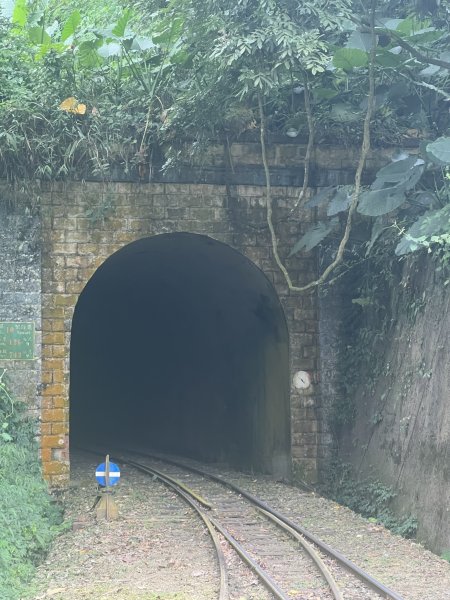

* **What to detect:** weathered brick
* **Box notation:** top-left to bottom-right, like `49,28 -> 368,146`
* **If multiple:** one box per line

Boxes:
46,345 -> 65,358
52,422 -> 69,434
41,409 -> 66,423
51,396 -> 67,408
2,170 -> 327,489
42,461 -> 69,475
43,307 -> 65,319
54,294 -> 77,306
40,448 -> 52,462
42,358 -> 64,371
43,332 -> 65,345
41,398 -> 53,409
41,371 -> 53,384
41,434 -> 66,448
40,423 -> 52,435
52,370 -> 65,383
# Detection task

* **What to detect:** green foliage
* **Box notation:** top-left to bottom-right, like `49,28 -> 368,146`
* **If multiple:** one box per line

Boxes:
0,370 -> 63,600
320,459 -> 418,538
0,0 -> 449,272
0,0 -> 193,184
426,137 -> 450,165
288,0 -> 450,259
289,219 -> 338,255
441,549 -> 450,562
358,160 -> 425,217
332,47 -> 368,71
395,203 -> 450,256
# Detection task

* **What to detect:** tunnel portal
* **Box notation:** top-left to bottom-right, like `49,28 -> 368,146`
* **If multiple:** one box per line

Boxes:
70,233 -> 291,476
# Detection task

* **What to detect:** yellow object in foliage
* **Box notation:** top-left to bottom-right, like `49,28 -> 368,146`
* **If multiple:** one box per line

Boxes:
59,97 -> 87,115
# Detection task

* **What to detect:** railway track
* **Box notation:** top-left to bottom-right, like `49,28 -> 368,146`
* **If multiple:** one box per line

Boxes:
84,447 -> 404,600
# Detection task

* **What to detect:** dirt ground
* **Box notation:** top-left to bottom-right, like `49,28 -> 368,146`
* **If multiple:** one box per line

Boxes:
27,451 -> 450,600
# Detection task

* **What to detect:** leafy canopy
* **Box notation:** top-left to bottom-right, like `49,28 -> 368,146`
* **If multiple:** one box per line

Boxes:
0,0 -> 449,260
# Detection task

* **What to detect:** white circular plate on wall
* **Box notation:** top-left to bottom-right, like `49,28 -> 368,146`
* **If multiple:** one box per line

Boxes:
293,370 -> 311,390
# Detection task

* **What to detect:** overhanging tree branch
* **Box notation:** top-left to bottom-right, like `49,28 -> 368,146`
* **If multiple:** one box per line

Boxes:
352,13 -> 450,71
290,75 -> 315,215
260,0 -> 377,293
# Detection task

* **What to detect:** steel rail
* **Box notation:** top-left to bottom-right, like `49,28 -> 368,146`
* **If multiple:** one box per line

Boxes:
258,508 -> 343,600
129,460 -> 213,509
109,449 -> 344,600
114,454 -> 291,600
112,455 -> 229,600
127,449 -> 405,600
120,451 -> 342,600
208,515 -> 291,600
78,447 -> 228,600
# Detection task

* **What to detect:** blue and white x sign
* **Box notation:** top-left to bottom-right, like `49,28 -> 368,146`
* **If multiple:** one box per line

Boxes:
95,461 -> 121,487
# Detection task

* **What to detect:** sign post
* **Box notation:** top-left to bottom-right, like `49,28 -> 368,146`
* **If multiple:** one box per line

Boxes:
95,455 -> 120,521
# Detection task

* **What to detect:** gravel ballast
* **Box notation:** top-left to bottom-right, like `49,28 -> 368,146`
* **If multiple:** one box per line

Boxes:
29,451 -> 450,600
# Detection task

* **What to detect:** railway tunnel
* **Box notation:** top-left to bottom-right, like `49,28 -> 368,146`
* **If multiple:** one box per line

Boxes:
70,233 -> 291,476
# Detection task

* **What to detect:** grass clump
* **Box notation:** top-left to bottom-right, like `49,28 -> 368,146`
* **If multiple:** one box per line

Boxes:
0,370 -> 63,600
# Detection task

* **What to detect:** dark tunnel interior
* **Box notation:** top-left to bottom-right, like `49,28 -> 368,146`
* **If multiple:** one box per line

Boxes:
70,233 -> 291,476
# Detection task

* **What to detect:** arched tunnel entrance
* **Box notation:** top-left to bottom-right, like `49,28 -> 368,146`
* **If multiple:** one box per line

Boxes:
70,233 -> 291,476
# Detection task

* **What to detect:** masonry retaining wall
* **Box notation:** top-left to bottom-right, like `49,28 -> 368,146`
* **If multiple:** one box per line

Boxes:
0,199 -> 42,423
0,142 -> 394,488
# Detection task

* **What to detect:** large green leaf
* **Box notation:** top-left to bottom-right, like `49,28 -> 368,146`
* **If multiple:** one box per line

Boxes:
131,36 -> 156,52
409,29 -> 443,44
358,164 -> 424,216
358,188 -> 407,216
426,137 -> 450,166
375,49 -> 404,68
153,16 -> 184,45
305,186 -> 334,208
345,30 -> 374,51
77,40 -> 103,67
333,48 -> 368,71
97,42 -> 122,58
395,204 -> 450,255
28,26 -> 51,45
61,10 -> 81,42
396,16 -> 430,36
112,8 -> 132,38
289,219 -> 338,256
327,186 -> 353,216
12,0 -> 26,26
373,156 -> 418,184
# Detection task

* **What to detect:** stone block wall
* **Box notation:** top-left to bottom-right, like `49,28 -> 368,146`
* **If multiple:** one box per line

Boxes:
1,142 -> 398,488
0,197 -> 42,424
38,180 -> 323,487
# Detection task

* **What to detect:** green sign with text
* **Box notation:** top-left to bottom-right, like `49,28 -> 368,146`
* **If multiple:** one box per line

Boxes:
0,322 -> 35,360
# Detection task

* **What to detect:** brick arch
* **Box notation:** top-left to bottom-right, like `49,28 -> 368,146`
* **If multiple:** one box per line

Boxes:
69,232 -> 291,475
40,181 -> 320,487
